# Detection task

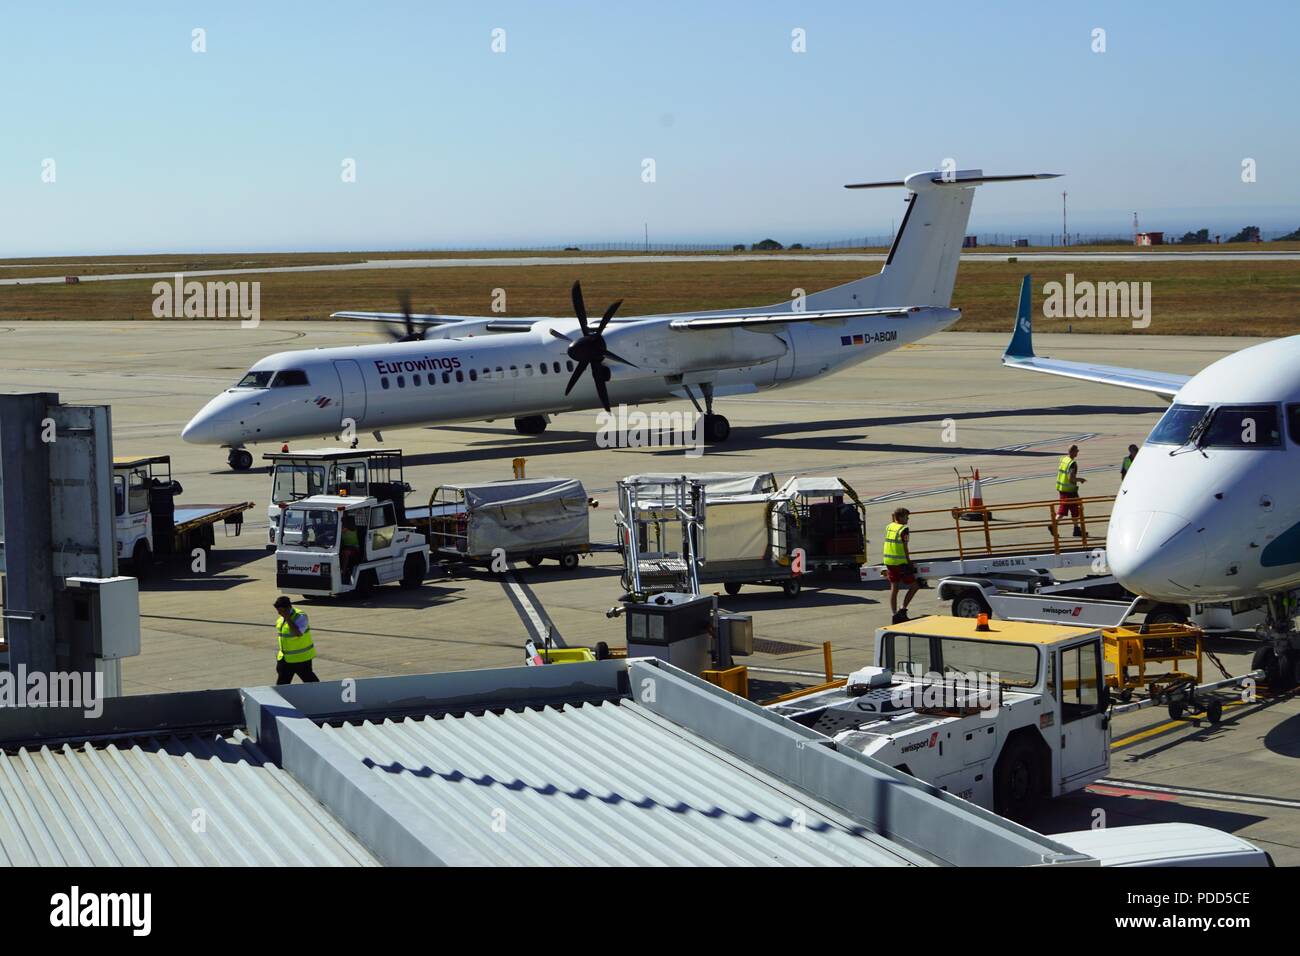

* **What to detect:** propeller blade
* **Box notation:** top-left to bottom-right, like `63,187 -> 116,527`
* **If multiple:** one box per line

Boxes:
603,349 -> 637,368
563,360 -> 589,396
571,280 -> 590,335
593,373 -> 612,412
596,298 -> 623,334
399,292 -> 415,339
548,328 -> 572,342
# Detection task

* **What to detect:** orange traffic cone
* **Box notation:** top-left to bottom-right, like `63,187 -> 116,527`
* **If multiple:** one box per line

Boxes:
962,469 -> 988,521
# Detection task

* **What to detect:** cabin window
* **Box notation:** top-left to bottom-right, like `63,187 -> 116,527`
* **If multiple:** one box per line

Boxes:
381,377 -> 390,390
396,375 -> 406,388
442,371 -> 451,384
524,364 -> 533,376
510,366 -> 518,378
554,362 -> 562,374
413,374 -> 421,386
539,363 -> 548,375
272,369 -> 310,387
565,360 -> 574,372
495,366 -> 504,379
455,371 -> 464,383
469,370 -> 478,382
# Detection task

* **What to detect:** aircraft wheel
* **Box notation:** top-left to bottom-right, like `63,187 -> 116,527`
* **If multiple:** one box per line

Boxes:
514,415 -> 548,436
703,414 -> 731,443
1253,645 -> 1280,687
1275,650 -> 1298,692
228,449 -> 253,471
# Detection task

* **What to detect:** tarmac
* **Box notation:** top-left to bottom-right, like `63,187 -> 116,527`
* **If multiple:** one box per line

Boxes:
2,318 -> 1299,863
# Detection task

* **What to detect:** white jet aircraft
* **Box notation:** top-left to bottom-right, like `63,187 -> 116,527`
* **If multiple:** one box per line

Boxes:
183,168 -> 1057,471
1002,276 -> 1300,685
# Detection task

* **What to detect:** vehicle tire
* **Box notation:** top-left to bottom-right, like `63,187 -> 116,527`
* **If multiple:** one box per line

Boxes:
1118,687 -> 1134,704
1168,699 -> 1185,720
782,577 -> 801,599
559,553 -> 579,571
594,641 -> 610,661
525,556 -> 544,568
228,449 -> 253,471
1146,604 -> 1189,627
130,541 -> 152,578
952,590 -> 992,619
1206,698 -> 1223,725
355,570 -> 376,598
993,734 -> 1045,821
1253,645 -> 1281,687
400,554 -> 426,589
724,581 -> 742,596
703,414 -> 731,443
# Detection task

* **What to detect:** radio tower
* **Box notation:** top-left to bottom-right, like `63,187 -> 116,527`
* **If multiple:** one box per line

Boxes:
1061,192 -> 1068,246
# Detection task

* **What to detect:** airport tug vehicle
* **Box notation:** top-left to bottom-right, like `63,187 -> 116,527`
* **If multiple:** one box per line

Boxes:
114,455 -> 253,571
767,616 -> 1111,820
274,494 -> 429,597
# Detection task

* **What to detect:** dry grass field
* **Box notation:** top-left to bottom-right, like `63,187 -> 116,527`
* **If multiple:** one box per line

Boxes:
1,250 -> 1297,336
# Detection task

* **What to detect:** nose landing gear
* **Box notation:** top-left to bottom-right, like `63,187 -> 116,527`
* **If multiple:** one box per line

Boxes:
226,448 -> 254,471
1251,592 -> 1300,692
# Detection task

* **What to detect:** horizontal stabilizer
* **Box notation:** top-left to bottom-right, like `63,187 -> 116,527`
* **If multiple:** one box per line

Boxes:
670,305 -> 949,331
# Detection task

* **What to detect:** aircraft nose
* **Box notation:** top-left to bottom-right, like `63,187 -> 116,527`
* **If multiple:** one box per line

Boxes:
180,415 -> 211,444
182,394 -> 240,444
1107,510 -> 1206,598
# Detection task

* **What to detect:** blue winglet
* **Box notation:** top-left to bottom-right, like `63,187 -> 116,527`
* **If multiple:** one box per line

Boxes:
1004,274 -> 1034,359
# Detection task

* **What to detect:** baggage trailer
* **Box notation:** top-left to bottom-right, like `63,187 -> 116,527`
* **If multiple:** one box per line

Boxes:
274,494 -> 430,597
417,478 -> 592,569
263,447 -> 411,548
114,455 -> 253,571
616,474 -> 866,598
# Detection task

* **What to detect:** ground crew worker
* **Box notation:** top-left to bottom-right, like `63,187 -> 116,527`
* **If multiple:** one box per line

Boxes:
273,596 -> 319,685
1056,444 -> 1086,537
340,517 -> 361,582
1120,444 -> 1139,480
883,507 -> 920,624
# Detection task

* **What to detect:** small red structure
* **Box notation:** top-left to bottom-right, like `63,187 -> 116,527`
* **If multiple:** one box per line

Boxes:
1135,231 -> 1164,246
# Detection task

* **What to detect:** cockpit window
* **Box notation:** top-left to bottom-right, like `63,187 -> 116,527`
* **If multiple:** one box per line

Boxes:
1201,404 -> 1282,448
1147,404 -> 1208,445
272,369 -> 310,387
236,370 -> 275,388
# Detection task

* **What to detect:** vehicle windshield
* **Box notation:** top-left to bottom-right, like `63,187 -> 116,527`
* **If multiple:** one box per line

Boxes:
272,464 -> 328,502
1200,404 -> 1282,448
280,508 -> 339,549
883,633 -> 1039,688
1147,403 -> 1209,445
236,370 -> 275,388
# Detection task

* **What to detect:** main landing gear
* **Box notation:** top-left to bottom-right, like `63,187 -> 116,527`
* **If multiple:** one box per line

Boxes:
687,383 -> 731,444
227,448 -> 253,471
1251,592 -> 1300,691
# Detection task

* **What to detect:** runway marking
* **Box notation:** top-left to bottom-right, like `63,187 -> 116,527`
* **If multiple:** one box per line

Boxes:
1093,778 -> 1300,811
1110,698 -> 1252,749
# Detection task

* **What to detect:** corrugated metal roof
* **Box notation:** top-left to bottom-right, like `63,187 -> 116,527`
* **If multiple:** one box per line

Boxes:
321,699 -> 930,866
0,730 -> 376,866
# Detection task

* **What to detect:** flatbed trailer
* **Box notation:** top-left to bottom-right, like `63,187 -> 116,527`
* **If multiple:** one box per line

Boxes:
114,455 -> 253,569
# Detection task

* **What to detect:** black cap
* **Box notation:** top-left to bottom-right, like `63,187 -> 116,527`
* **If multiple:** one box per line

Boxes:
274,596 -> 292,608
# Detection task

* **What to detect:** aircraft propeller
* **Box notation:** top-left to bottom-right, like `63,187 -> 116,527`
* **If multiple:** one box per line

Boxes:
555,280 -> 635,412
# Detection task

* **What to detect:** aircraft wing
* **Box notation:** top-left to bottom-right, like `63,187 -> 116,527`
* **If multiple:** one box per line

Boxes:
669,305 -> 930,331
330,311 -> 547,334
1001,275 -> 1189,398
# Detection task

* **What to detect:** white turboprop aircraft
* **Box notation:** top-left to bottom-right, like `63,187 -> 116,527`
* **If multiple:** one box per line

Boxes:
1002,276 -> 1300,684
183,168 -> 1058,471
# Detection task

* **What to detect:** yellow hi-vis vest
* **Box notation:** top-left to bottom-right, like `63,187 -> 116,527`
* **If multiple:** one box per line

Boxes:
1056,456 -> 1078,494
883,522 -> 909,566
276,609 -> 316,663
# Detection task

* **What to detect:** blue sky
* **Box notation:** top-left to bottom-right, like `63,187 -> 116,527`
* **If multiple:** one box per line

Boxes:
2,0 -> 1298,255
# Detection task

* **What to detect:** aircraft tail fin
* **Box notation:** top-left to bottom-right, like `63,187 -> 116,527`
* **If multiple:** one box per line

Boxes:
801,170 -> 1059,312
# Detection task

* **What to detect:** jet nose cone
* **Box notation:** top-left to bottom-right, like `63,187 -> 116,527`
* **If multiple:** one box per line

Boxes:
1107,510 -> 1206,598
181,415 -> 209,443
